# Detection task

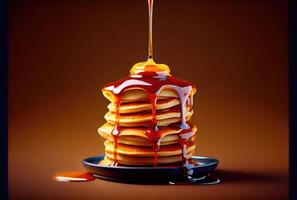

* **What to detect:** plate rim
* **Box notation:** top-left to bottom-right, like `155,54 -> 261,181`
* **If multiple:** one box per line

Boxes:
82,155 -> 219,170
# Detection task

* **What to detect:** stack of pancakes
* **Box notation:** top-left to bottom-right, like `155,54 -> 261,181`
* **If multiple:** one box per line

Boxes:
98,87 -> 197,166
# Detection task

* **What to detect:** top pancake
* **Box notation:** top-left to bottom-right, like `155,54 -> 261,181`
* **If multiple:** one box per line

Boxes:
102,88 -> 194,127
103,88 -> 179,103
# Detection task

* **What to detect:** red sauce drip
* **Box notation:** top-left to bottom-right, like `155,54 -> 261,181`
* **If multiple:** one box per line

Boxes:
179,138 -> 187,164
54,172 -> 95,182
149,93 -> 157,125
147,93 -> 159,166
153,144 -> 158,166
111,96 -> 121,165
145,128 -> 160,167
187,158 -> 199,166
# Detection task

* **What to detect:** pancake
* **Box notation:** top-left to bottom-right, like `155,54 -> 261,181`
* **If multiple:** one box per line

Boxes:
104,109 -> 193,127
100,152 -> 194,166
99,68 -> 197,166
101,140 -> 196,166
98,123 -> 198,146
104,140 -> 195,157
107,98 -> 180,113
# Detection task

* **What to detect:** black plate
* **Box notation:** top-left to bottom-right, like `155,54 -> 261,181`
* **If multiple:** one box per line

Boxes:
82,155 -> 219,184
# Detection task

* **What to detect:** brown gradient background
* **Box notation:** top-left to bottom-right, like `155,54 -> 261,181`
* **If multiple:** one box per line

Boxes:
8,0 -> 288,199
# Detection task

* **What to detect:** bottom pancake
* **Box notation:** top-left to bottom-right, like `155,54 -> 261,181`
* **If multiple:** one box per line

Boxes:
101,151 -> 194,166
103,140 -> 196,166
104,140 -> 195,157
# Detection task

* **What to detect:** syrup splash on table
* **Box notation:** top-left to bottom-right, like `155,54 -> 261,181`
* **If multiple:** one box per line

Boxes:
54,172 -> 94,182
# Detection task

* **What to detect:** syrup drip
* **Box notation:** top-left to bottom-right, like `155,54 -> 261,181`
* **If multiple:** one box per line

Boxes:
54,172 -> 95,182
144,126 -> 160,167
111,95 -> 121,165
147,93 -> 159,166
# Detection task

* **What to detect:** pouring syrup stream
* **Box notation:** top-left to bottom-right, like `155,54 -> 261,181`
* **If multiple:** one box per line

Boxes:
148,0 -> 154,59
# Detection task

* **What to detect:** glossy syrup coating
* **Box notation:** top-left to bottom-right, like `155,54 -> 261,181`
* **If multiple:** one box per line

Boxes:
102,58 -> 197,167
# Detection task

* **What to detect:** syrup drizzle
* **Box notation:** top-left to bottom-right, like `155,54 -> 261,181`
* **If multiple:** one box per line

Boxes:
102,0 -> 198,181
103,72 -> 196,166
111,95 -> 122,165
147,93 -> 159,166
